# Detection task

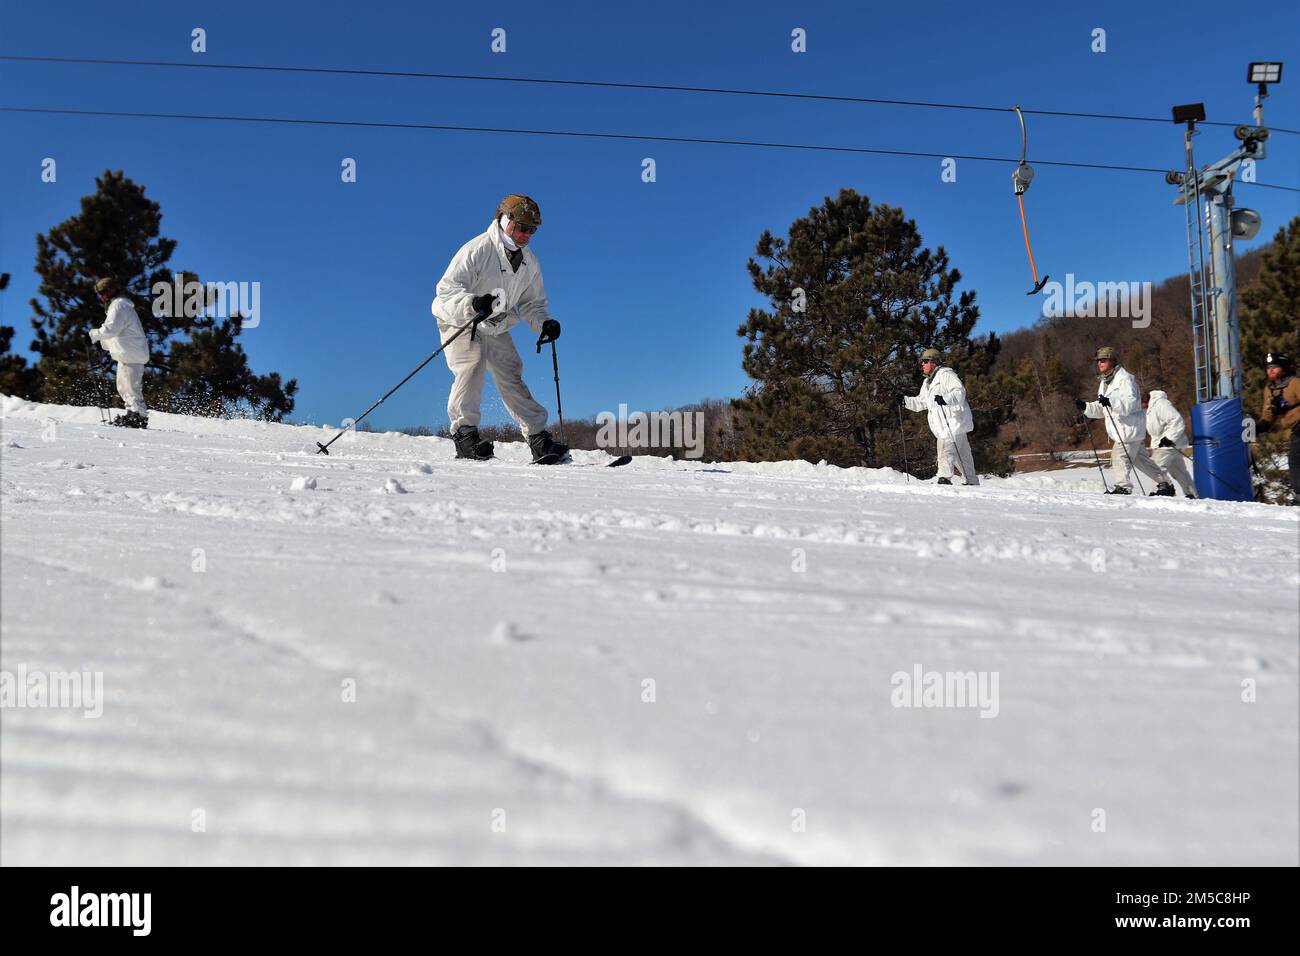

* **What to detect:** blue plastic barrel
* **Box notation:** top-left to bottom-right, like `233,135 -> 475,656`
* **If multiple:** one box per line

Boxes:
1190,398 -> 1253,502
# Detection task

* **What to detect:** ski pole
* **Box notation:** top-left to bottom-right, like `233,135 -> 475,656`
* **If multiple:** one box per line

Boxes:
1102,405 -> 1147,495
549,341 -> 566,446
937,397 -> 961,481
315,311 -> 487,455
897,404 -> 911,482
928,385 -> 968,482
1079,412 -> 1111,492
85,343 -> 108,424
887,373 -> 917,482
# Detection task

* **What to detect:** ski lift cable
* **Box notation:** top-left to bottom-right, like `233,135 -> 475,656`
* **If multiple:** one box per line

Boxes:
2,54 -> 1296,136
2,106 -> 1297,192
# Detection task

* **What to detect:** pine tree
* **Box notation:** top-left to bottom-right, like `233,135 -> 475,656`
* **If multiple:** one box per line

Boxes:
27,170 -> 183,403
157,313 -> 298,420
1240,216 -> 1300,504
733,188 -> 982,468
0,324 -> 42,399
12,169 -> 297,419
1241,216 -> 1300,394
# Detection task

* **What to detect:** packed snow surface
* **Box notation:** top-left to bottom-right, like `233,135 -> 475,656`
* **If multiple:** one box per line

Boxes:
2,396 -> 1296,865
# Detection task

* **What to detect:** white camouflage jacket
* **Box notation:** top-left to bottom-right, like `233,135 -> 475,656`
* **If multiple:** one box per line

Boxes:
431,221 -> 551,337
1084,366 -> 1145,443
904,366 -> 974,439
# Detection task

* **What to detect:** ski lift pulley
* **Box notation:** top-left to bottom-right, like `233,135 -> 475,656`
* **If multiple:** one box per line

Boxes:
1012,105 -> 1049,295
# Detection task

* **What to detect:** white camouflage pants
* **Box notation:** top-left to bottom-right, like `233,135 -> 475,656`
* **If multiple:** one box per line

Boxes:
1153,446 -> 1195,496
937,431 -> 979,485
439,323 -> 548,437
1111,440 -> 1167,491
115,362 -> 147,415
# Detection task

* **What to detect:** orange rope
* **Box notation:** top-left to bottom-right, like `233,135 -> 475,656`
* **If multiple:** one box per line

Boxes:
1017,192 -> 1039,284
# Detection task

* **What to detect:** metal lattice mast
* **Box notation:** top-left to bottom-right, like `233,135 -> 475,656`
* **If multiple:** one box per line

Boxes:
1168,66 -> 1278,403
1179,126 -> 1213,402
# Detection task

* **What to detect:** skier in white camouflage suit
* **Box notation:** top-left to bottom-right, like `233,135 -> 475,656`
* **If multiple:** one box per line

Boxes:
897,347 -> 979,486
1145,389 -> 1195,498
1075,346 -> 1174,496
88,277 -> 149,428
431,194 -> 566,463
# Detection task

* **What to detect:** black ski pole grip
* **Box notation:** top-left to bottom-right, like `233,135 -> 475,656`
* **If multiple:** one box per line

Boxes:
469,308 -> 490,342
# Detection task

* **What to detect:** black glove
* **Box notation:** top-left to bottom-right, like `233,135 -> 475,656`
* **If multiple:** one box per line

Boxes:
1074,398 -> 1087,412
470,293 -> 498,317
1158,437 -> 1174,448
895,393 -> 907,408
537,318 -> 561,345
933,395 -> 946,406
1271,396 -> 1285,413
1256,419 -> 1273,434
1097,395 -> 1111,408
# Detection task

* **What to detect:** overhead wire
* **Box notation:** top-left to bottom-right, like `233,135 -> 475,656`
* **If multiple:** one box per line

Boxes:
2,54 -> 1296,136
2,106 -> 1297,192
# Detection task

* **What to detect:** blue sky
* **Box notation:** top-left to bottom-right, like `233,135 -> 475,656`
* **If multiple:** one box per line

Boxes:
2,0 -> 1296,430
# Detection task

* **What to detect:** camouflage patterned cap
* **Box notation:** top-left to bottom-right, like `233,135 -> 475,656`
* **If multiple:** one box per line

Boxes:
920,348 -> 941,363
496,194 -> 542,228
94,277 -> 119,294
1094,346 -> 1117,361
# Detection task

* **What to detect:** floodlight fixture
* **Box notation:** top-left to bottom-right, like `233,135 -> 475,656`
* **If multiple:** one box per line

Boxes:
1172,103 -> 1206,127
1247,61 -> 1282,88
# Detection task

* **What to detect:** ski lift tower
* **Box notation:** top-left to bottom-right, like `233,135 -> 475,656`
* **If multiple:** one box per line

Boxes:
1165,62 -> 1281,501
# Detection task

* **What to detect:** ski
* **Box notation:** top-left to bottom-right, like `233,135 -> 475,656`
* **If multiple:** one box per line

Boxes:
567,455 -> 633,467
530,454 -> 632,467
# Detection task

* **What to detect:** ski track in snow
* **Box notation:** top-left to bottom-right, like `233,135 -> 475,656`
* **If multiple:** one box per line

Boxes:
1,396 -> 1296,865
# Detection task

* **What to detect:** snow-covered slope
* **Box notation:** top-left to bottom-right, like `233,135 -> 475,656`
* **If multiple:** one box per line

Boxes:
2,396 -> 1296,865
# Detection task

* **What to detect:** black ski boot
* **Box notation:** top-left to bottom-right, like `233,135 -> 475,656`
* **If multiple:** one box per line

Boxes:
453,425 -> 494,460
1149,481 -> 1176,497
528,430 -> 569,464
936,477 -> 952,485
1105,485 -> 1132,495
111,411 -> 148,429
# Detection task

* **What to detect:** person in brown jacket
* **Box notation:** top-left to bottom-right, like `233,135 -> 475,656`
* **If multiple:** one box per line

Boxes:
1257,351 -> 1300,504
